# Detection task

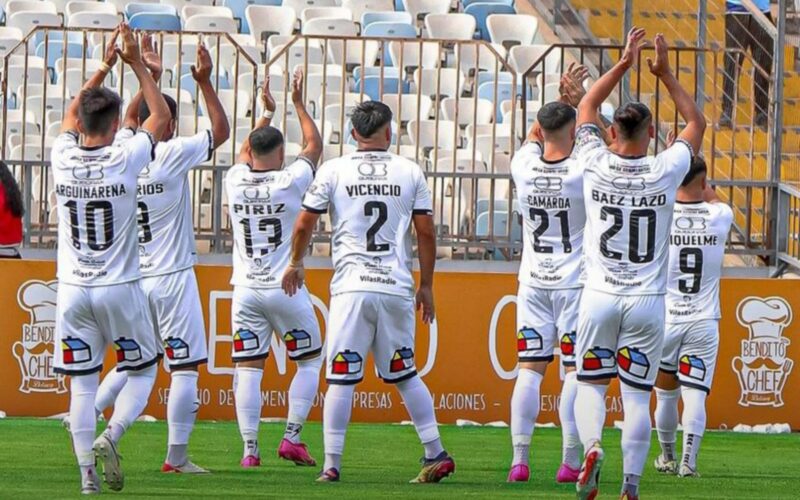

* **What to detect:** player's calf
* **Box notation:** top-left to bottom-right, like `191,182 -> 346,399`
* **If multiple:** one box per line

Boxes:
279,355 -> 322,466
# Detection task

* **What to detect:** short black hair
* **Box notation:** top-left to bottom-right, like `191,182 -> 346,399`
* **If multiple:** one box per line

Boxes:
681,155 -> 707,187
139,93 -> 177,123
351,101 -> 392,138
613,102 -> 652,140
537,102 -> 576,132
78,87 -> 122,135
249,126 -> 284,156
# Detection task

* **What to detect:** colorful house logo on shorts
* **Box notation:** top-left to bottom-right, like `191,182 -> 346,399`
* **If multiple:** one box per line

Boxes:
582,347 -> 615,371
165,337 -> 189,360
560,332 -> 576,356
617,346 -> 650,378
233,329 -> 259,353
332,350 -> 362,375
61,338 -> 91,365
679,355 -> 706,381
114,338 -> 142,363
390,347 -> 414,373
283,330 -> 311,353
517,328 -> 543,352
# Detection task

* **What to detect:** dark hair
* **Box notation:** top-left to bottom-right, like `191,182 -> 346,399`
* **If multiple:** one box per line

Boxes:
613,102 -> 652,140
249,126 -> 284,156
351,101 -> 392,138
139,93 -> 178,123
537,102 -> 576,132
78,87 -> 123,135
0,161 -> 24,218
681,155 -> 707,187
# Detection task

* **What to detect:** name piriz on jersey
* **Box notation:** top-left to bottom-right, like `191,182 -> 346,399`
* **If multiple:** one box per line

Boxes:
232,203 -> 286,215
592,190 -> 666,207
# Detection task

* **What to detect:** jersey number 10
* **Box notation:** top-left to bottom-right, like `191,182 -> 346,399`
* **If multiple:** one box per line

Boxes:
64,200 -> 114,251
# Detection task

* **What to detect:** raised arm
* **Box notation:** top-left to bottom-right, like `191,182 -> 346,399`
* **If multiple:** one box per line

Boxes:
238,74 -> 277,164
413,213 -> 436,324
577,27 -> 646,128
282,210 -> 319,297
291,70 -> 322,165
646,33 -> 706,154
61,28 -> 119,133
122,33 -> 164,130
192,43 -> 230,149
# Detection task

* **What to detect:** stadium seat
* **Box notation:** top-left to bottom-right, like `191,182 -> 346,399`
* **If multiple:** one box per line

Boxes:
363,21 -> 416,38
486,14 -> 538,49
343,0 -> 394,24
283,0 -> 337,18
455,42 -> 505,74
388,40 -> 440,70
462,0 -> 514,6
424,13 -> 476,40
182,5 -> 234,21
383,93 -> 433,123
128,12 -> 182,31
267,41 -> 324,71
465,2 -> 516,40
477,81 -> 520,121
0,27 -> 23,57
67,12 -> 119,29
402,0 -> 449,22
65,1 -> 117,19
300,7 -> 352,26
220,0 -> 280,34
352,66 -> 401,89
35,40 -> 84,76
508,44 -> 561,76
361,75 -> 410,101
108,0 -> 158,14
303,19 -> 378,67
414,67 -> 465,99
6,0 -> 58,19
185,14 -> 238,33
161,0 -> 214,13
7,12 -> 61,36
441,97 -> 494,125
246,6 -> 296,45
361,11 -> 413,29
125,2 -> 177,19
408,119 -> 458,151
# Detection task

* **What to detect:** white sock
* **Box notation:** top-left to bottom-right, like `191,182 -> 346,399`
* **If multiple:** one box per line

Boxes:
94,369 -> 128,415
574,382 -> 607,452
285,356 -> 322,444
396,376 -> 444,459
105,364 -> 157,443
70,373 -> 99,469
620,383 -> 652,491
510,368 -> 543,466
681,386 -> 708,470
323,384 -> 355,471
234,367 -> 263,457
166,371 -> 199,466
558,371 -> 581,468
654,387 -> 680,461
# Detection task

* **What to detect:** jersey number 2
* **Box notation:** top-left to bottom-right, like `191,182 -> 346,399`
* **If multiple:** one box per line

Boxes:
600,207 -> 656,263
365,201 -> 389,252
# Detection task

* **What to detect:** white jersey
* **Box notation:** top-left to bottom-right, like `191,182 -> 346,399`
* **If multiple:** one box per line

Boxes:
52,129 -> 156,286
129,130 -> 212,276
666,201 -> 732,323
576,124 -> 692,295
512,142 -> 585,289
302,150 -> 432,298
226,158 -> 315,288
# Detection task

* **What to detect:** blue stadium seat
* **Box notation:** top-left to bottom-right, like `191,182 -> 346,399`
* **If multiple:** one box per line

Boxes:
477,81 -> 522,121
31,31 -> 83,52
363,21 -> 416,38
361,11 -> 413,29
362,75 -> 410,101
128,12 -> 182,32
352,66 -> 401,91
35,41 -> 84,80
465,2 -> 515,40
125,3 -> 177,19
475,71 -> 513,88
223,0 -> 282,34
395,0 -> 405,10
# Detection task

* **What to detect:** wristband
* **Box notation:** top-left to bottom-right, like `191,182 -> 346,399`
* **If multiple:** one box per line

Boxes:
289,259 -> 304,268
100,61 -> 112,73
262,109 -> 274,119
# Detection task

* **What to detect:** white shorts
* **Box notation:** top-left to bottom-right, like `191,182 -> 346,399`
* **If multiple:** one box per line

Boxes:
661,319 -> 719,393
517,284 -> 581,366
140,268 -> 208,369
231,286 -> 322,363
326,292 -> 417,385
54,281 -> 160,375
576,288 -> 665,390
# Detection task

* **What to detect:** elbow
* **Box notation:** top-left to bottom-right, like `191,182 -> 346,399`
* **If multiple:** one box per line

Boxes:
213,122 -> 231,150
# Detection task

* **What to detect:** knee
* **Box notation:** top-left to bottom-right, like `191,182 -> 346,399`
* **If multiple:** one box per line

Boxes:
296,354 -> 323,372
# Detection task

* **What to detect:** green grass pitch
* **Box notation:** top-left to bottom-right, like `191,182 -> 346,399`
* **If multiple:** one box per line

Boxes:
0,418 -> 797,498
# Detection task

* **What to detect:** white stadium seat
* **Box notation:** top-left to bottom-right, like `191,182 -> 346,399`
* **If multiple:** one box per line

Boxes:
181,5 -> 234,21
6,0 -> 58,19
0,27 -> 24,56
246,5 -> 296,45
65,1 -> 117,19
486,14 -> 539,50
300,7 -> 352,26
283,0 -> 337,19
342,0 -> 394,24
67,12 -> 119,29
424,13 -> 476,41
383,94 -> 433,123
455,42 -> 506,74
402,0 -> 450,21
408,119 -> 458,151
185,14 -> 238,33
388,40 -> 440,70
441,97 -> 494,126
414,67 -> 466,99
509,44 -> 562,75
161,0 -> 214,13
7,12 -> 62,35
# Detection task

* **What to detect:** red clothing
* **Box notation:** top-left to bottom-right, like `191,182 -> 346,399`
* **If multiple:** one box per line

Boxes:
0,185 -> 22,246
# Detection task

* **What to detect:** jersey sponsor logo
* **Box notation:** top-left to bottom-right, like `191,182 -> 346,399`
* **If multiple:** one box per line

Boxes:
13,280 -> 66,393
679,355 -> 707,381
61,338 -> 92,365
165,337 -> 190,360
332,350 -> 363,375
243,186 -> 271,202
114,338 -> 143,363
283,329 -> 312,353
733,296 -> 793,407
582,347 -> 615,371
516,328 -> 543,352
675,216 -> 707,231
72,164 -> 104,181
233,329 -> 260,353
617,346 -> 650,379
357,162 -> 388,179
611,177 -> 647,191
532,176 -> 563,191
560,332 -> 576,357
390,347 -> 414,373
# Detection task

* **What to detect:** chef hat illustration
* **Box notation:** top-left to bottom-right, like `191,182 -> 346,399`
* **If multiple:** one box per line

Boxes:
737,296 -> 792,339
18,281 -> 58,323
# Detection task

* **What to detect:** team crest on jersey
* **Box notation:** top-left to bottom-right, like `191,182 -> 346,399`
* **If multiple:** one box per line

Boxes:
679,355 -> 706,381
582,347 -> 615,371
532,176 -> 562,191
332,350 -> 362,375
114,338 -> 143,363
357,162 -> 388,179
390,347 -> 415,373
164,337 -> 189,360
283,330 -> 312,353
61,338 -> 92,365
72,164 -> 104,181
612,177 -> 646,191
560,332 -> 576,356
617,346 -> 650,378
233,329 -> 259,353
516,328 -> 543,352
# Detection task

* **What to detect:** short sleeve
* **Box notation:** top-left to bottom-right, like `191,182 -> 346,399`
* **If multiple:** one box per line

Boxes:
119,129 -> 157,175
51,131 -> 79,159
286,155 -> 316,194
657,139 -> 693,185
412,167 -> 433,215
575,124 -> 606,158
510,142 -> 542,181
113,127 -> 136,145
163,131 -> 214,176
302,162 -> 333,214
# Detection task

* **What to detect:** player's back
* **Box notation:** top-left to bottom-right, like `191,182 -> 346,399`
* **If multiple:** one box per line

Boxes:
51,130 -> 154,285
666,200 -> 733,323
226,157 -> 315,288
303,151 -> 431,298
579,129 -> 692,295
511,142 -> 585,288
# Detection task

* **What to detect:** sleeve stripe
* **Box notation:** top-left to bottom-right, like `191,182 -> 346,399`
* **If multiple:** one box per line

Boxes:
302,204 -> 327,214
205,129 -> 214,162
296,155 -> 317,176
137,128 -> 157,161
674,138 -> 695,158
412,209 -> 433,215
